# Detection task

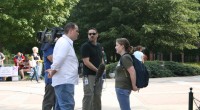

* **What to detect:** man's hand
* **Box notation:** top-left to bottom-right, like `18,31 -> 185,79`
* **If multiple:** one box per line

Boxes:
46,69 -> 57,78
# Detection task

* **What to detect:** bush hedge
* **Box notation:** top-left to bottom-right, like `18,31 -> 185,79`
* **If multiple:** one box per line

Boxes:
105,61 -> 200,78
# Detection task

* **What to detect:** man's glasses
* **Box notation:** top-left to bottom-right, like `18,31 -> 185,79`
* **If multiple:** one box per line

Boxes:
88,33 -> 96,36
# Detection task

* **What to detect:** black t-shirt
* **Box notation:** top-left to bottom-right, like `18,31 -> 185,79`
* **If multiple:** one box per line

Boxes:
81,41 -> 102,75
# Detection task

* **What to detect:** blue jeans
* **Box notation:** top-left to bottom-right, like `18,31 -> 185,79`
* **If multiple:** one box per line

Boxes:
31,66 -> 39,81
115,88 -> 131,110
54,84 -> 75,110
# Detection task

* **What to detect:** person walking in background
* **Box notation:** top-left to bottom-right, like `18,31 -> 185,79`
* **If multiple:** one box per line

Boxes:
81,28 -> 104,110
115,38 -> 138,110
46,22 -> 79,110
31,47 -> 41,83
42,44 -> 56,110
133,45 -> 144,63
0,51 -> 5,81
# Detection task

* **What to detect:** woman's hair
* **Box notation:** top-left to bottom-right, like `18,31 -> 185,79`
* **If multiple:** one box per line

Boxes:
32,47 -> 38,53
116,38 -> 133,53
136,45 -> 143,51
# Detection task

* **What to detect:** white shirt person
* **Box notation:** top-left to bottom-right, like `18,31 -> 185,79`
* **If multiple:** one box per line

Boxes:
51,34 -> 79,86
133,45 -> 144,63
46,22 -> 79,110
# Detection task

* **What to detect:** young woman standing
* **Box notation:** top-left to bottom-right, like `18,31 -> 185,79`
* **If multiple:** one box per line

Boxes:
115,38 -> 138,110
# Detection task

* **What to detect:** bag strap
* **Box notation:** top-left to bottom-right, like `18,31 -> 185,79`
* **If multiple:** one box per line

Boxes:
120,53 -> 132,67
119,53 -> 132,77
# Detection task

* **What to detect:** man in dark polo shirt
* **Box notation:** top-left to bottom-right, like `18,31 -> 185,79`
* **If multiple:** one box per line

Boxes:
81,28 -> 104,110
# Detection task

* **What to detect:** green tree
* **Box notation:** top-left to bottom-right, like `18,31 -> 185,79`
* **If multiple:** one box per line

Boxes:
70,0 -> 200,62
140,0 -> 200,51
0,0 -> 78,53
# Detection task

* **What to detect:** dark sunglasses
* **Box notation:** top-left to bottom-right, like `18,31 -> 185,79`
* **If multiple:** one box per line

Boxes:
88,33 -> 96,36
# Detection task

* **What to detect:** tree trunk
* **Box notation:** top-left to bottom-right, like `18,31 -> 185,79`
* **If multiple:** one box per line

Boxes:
107,54 -> 111,64
170,52 -> 172,61
161,53 -> 163,61
112,52 -> 115,62
196,55 -> 199,62
156,52 -> 160,60
149,51 -> 153,61
0,42 -> 3,52
181,52 -> 184,63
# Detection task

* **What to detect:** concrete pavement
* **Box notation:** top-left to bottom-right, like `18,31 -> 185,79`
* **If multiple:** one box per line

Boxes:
0,76 -> 200,110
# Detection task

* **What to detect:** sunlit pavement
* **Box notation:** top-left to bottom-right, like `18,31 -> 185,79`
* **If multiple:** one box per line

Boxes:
0,76 -> 200,110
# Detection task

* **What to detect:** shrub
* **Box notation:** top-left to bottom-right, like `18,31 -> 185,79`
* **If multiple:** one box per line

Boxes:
106,62 -> 117,78
164,61 -> 193,76
184,63 -> 200,75
105,61 -> 200,78
144,61 -> 174,78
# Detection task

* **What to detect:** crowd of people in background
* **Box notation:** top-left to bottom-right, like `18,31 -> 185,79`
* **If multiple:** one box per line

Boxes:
0,46 -> 42,82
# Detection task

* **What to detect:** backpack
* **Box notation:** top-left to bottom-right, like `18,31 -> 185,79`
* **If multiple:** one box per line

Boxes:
120,53 -> 149,88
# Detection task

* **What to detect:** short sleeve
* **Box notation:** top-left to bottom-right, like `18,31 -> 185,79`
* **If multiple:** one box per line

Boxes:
0,53 -> 5,58
44,46 -> 53,57
121,54 -> 133,69
81,43 -> 90,58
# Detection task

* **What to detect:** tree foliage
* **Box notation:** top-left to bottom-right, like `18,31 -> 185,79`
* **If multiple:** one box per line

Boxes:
1,0 -> 199,62
0,0 -> 78,53
140,0 -> 200,51
69,0 -> 200,62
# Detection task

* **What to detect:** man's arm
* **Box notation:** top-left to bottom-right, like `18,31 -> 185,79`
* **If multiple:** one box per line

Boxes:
82,57 -> 98,73
1,53 -> 5,61
44,48 -> 54,78
47,69 -> 57,78
47,55 -> 53,62
102,58 -> 105,64
46,54 -> 56,78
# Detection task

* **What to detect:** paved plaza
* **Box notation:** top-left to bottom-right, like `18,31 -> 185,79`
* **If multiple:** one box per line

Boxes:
0,76 -> 200,110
